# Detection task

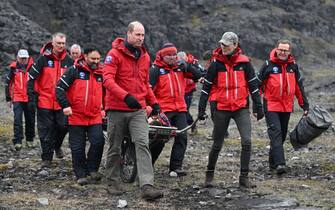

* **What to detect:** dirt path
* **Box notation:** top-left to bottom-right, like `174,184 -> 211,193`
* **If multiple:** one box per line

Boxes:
0,108 -> 334,209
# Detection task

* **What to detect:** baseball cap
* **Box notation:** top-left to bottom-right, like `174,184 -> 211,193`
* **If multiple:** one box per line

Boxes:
219,32 -> 238,46
17,49 -> 29,58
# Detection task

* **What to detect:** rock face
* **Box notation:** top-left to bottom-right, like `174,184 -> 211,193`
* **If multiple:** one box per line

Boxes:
1,0 -> 335,65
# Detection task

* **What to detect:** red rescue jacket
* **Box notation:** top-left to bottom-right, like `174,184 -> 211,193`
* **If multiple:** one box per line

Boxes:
259,49 -> 307,112
56,57 -> 103,125
103,38 -> 157,111
7,58 -> 33,102
29,42 -> 73,110
212,47 -> 251,111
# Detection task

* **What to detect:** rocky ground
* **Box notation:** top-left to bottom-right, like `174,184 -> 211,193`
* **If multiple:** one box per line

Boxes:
0,85 -> 334,209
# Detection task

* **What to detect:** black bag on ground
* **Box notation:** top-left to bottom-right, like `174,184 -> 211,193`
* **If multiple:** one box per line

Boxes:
290,105 -> 333,149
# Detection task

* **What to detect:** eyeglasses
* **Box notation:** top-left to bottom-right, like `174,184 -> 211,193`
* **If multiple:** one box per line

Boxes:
277,48 -> 290,53
55,42 -> 66,45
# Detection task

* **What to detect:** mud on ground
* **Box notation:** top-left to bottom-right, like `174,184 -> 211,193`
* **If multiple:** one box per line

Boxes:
0,102 -> 334,209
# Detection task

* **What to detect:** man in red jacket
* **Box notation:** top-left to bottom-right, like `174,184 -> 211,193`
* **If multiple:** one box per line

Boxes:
198,32 -> 264,188
5,49 -> 35,150
103,21 -> 163,200
56,47 -> 105,185
257,39 -> 309,175
27,32 -> 74,167
177,51 -> 205,135
149,44 -> 202,176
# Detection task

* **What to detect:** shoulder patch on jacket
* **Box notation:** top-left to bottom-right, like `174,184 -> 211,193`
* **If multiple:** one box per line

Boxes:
105,55 -> 112,64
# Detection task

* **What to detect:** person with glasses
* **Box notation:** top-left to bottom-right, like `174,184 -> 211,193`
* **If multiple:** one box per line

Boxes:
27,32 -> 74,168
198,32 -> 264,188
257,39 -> 309,175
149,43 -> 202,177
5,49 -> 36,150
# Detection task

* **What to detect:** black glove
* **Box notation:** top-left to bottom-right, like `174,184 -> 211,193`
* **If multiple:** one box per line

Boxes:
198,110 -> 207,120
178,60 -> 188,72
256,108 -> 264,121
124,94 -> 142,109
151,103 -> 160,116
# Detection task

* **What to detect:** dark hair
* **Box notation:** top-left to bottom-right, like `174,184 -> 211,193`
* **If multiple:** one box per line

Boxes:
83,46 -> 101,55
276,39 -> 292,49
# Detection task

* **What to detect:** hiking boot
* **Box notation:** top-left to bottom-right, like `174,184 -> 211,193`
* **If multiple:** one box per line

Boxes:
106,181 -> 124,195
41,160 -> 52,168
204,171 -> 214,188
239,175 -> 256,188
206,134 -> 213,141
77,177 -> 89,186
55,148 -> 64,159
141,184 -> 164,201
276,165 -> 287,175
14,143 -> 22,151
88,172 -> 102,184
175,168 -> 187,177
26,141 -> 34,148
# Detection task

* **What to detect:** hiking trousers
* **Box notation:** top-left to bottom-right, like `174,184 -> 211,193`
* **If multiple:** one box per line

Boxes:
207,108 -> 252,174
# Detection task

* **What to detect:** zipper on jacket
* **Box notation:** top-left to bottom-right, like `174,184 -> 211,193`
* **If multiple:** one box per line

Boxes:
225,71 -> 229,99
20,72 -> 23,89
167,73 -> 174,97
279,74 -> 283,97
84,80 -> 89,107
234,70 -> 238,99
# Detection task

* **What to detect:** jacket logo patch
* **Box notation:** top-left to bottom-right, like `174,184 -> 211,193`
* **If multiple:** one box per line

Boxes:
79,72 -> 86,79
159,68 -> 166,74
105,55 -> 112,64
47,60 -> 54,67
272,67 -> 279,73
96,76 -> 102,82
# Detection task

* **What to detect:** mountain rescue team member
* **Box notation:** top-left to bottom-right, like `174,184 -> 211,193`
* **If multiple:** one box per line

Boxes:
70,44 -> 82,60
149,43 -> 202,177
198,32 -> 264,188
257,39 -> 309,175
56,47 -> 105,185
103,21 -> 163,201
5,49 -> 35,150
177,51 -> 205,135
27,32 -> 74,167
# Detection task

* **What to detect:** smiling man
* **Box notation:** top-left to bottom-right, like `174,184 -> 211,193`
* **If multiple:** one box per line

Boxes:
198,32 -> 264,188
103,21 -> 163,200
257,39 -> 309,175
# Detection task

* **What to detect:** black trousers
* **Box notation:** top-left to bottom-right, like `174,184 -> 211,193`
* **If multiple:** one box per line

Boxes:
12,102 -> 35,144
184,92 -> 194,125
68,125 -> 104,179
207,108 -> 252,174
37,108 -> 67,161
265,111 -> 291,168
150,111 -> 188,171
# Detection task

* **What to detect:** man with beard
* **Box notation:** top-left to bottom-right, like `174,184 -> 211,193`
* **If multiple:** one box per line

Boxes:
27,32 -> 73,167
56,47 -> 105,185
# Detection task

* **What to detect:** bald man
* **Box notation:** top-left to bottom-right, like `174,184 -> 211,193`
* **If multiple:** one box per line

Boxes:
103,21 -> 163,200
